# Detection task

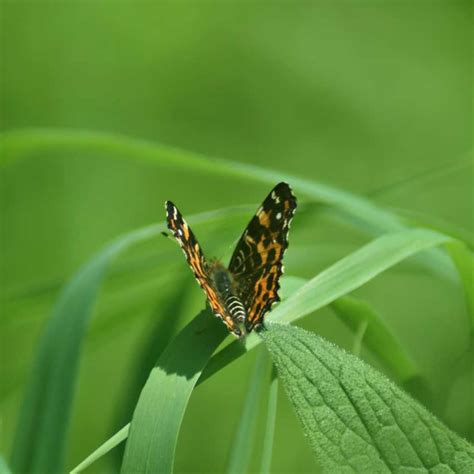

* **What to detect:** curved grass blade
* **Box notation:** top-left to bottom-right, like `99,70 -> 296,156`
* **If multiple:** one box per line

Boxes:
331,296 -> 418,382
72,229 -> 459,469
387,206 -> 474,249
261,323 -> 474,472
9,206 -> 251,474
70,425 -> 129,474
226,347 -> 267,474
0,128 -> 458,282
272,229 -> 451,325
10,224 -> 161,474
121,309 -> 227,473
0,456 -> 12,474
445,241 -> 474,331
110,276 -> 193,467
351,318 -> 368,357
367,154 -> 472,199
259,364 -> 278,474
0,128 -> 401,232
202,229 -> 452,382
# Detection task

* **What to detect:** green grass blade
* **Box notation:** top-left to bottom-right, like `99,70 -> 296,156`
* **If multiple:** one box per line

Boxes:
445,241 -> 474,331
262,323 -> 474,472
9,206 -> 249,474
273,229 -> 451,325
0,128 -> 400,232
10,224 -> 161,474
387,206 -> 474,249
121,310 -> 227,473
351,318 -> 368,357
367,155 -> 472,199
203,229 -> 452,380
331,296 -> 418,382
110,276 -> 193,467
69,425 -> 129,474
72,229 -> 460,469
199,276 -> 307,385
226,347 -> 267,474
0,456 -> 12,474
259,364 -> 278,474
0,128 -> 458,283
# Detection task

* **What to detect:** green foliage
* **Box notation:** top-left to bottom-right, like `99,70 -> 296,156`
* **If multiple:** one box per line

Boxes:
262,323 -> 474,472
9,225 -> 162,474
259,365 -> 279,474
63,222 -> 471,472
3,131 -> 472,473
122,310 -> 227,473
7,207 -> 247,474
445,241 -> 474,331
226,348 -> 268,474
331,296 -> 418,382
70,427 -> 129,474
1,4 -> 471,472
0,457 -> 12,474
203,228 -> 458,380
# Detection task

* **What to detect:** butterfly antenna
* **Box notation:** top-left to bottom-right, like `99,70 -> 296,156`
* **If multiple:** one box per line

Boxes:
161,231 -> 180,246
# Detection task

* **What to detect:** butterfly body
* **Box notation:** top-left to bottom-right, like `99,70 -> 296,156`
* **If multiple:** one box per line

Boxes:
165,182 -> 296,337
209,263 -> 247,322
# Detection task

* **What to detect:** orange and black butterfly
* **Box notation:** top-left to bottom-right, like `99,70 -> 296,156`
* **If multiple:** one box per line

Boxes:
165,182 -> 297,337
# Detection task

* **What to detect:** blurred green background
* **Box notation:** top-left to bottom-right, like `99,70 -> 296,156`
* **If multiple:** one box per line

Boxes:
1,2 -> 472,473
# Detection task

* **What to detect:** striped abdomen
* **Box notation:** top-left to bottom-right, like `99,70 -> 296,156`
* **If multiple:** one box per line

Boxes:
225,295 -> 246,322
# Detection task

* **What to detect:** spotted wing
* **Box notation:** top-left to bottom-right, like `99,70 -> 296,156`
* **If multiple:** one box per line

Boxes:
165,201 -> 241,336
228,182 -> 297,332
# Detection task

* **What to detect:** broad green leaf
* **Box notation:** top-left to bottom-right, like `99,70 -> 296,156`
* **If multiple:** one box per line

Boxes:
226,347 -> 268,474
331,296 -> 418,382
70,426 -> 129,474
71,280 -> 304,473
69,228 -> 459,470
261,323 -> 474,472
121,310 -> 227,473
203,229 -> 452,381
259,365 -> 278,474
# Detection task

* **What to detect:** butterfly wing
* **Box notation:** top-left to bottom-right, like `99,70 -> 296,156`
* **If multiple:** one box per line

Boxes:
165,201 -> 242,336
228,182 -> 297,332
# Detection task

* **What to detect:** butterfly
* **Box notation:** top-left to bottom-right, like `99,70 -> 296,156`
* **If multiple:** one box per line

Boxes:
165,182 -> 297,337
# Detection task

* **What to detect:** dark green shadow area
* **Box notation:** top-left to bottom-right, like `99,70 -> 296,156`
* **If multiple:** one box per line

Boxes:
121,309 -> 229,473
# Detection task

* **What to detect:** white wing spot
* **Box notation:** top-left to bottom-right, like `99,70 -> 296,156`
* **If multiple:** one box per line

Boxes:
276,212 -> 282,220
178,229 -> 183,236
